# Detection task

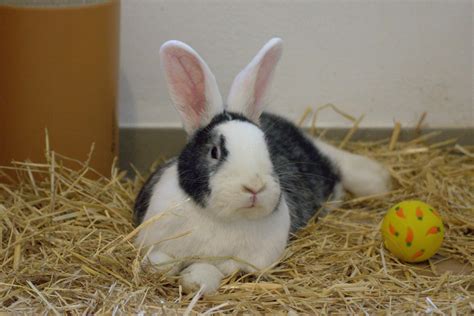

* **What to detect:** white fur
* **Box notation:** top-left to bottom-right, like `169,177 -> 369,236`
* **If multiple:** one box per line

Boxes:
208,121 -> 281,220
145,250 -> 182,276
160,40 -> 223,135
136,155 -> 290,292
180,263 -> 224,295
313,139 -> 392,196
227,38 -> 283,122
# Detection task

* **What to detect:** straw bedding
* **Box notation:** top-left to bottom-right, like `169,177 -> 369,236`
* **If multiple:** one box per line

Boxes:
1,115 -> 473,314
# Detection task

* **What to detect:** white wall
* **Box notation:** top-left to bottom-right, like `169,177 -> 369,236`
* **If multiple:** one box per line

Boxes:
119,0 -> 473,129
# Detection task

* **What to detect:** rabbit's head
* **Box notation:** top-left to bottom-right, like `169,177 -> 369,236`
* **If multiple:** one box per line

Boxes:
160,38 -> 283,220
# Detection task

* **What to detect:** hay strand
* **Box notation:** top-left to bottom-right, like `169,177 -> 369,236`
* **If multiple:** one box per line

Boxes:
339,115 -> 364,149
389,121 -> 402,151
415,112 -> 428,135
309,103 -> 357,137
297,106 -> 312,127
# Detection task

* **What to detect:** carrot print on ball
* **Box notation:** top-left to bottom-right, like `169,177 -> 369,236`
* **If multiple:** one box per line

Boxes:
395,207 -> 406,219
426,226 -> 441,236
412,249 -> 425,260
416,207 -> 423,220
389,223 -> 399,237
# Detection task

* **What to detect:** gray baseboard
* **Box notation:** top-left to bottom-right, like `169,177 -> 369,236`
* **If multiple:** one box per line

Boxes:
119,127 -> 473,174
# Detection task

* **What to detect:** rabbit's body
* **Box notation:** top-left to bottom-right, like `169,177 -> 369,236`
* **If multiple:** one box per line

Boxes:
134,38 -> 391,294
134,111 -> 341,275
135,158 -> 290,276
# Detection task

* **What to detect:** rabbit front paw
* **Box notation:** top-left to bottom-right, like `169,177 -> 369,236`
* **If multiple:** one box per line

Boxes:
180,263 -> 224,295
145,250 -> 182,276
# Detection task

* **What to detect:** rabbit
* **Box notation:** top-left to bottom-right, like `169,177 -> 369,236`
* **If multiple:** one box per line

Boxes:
133,38 -> 391,295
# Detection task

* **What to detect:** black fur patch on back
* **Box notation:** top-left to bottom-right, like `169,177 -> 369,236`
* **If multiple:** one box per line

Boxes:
260,112 -> 340,232
177,111 -> 251,207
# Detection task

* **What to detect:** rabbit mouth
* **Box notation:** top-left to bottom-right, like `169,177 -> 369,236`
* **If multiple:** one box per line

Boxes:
241,199 -> 260,210
237,192 -> 282,219
237,205 -> 268,219
244,194 -> 258,208
242,202 -> 258,209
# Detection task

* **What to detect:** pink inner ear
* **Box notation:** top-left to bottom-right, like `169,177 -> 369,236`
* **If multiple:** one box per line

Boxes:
254,47 -> 280,112
164,47 -> 206,129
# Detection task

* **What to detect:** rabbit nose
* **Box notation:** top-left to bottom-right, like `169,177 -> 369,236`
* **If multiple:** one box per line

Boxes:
242,183 -> 265,195
242,174 -> 266,194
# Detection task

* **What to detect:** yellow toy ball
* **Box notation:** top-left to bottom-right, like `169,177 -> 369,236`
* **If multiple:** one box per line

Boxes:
381,200 -> 444,262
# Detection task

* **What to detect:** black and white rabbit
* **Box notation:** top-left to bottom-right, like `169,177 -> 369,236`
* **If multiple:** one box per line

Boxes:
134,38 -> 391,294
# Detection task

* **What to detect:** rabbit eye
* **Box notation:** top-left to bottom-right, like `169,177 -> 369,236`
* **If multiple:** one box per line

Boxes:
210,146 -> 220,160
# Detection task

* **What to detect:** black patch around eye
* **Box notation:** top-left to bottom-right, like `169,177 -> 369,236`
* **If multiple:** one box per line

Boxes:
178,132 -> 212,207
177,111 -> 246,207
208,135 -> 228,172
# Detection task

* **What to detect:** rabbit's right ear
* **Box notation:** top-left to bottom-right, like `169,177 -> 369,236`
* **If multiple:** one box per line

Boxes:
160,41 -> 224,135
226,38 -> 283,123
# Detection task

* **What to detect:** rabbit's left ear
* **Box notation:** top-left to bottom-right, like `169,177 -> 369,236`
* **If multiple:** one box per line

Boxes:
226,38 -> 283,123
160,40 -> 224,135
